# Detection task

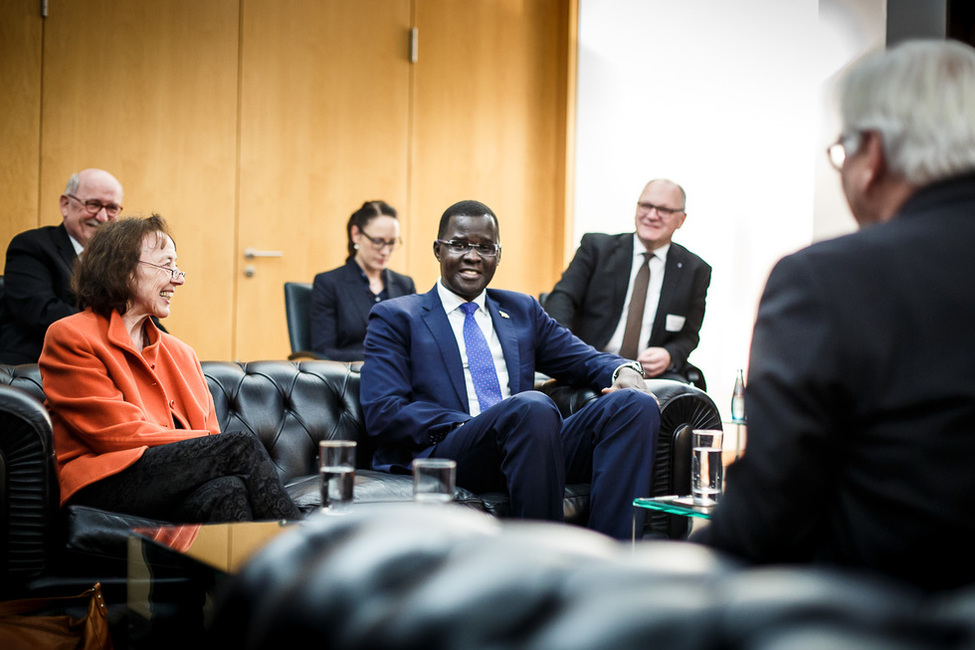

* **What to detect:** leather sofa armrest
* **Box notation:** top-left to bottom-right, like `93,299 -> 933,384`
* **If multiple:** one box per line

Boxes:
0,384 -> 60,588
210,506 -> 960,650
534,377 -> 722,536
534,378 -> 599,417
644,379 -> 723,498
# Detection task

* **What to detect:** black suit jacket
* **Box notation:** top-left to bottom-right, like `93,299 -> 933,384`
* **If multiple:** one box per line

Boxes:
310,259 -> 416,361
1,224 -> 78,364
700,172 -> 975,591
545,233 -> 711,374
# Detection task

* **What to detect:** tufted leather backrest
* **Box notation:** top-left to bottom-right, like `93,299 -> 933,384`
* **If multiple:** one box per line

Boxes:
202,360 -> 369,483
0,364 -> 44,404
0,360 -> 369,487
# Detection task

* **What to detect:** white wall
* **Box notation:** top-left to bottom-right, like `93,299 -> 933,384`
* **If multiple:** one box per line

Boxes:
574,0 -> 884,420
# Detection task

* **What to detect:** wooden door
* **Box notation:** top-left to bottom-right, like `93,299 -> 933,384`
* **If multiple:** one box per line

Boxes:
0,0 -> 43,261
409,0 -> 573,294
235,0 -> 412,360
38,0 -> 240,359
8,0 -> 573,362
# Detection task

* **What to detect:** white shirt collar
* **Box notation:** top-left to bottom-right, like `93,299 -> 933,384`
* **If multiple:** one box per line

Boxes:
437,279 -> 488,314
68,234 -> 84,256
633,233 -> 670,262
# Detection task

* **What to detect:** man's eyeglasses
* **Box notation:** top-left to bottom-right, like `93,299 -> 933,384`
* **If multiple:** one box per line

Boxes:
826,132 -> 862,171
637,202 -> 684,217
360,231 -> 401,251
139,261 -> 186,281
66,193 -> 122,217
436,240 -> 501,258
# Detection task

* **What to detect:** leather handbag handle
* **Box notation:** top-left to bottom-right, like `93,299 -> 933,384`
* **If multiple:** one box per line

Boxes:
0,582 -> 105,617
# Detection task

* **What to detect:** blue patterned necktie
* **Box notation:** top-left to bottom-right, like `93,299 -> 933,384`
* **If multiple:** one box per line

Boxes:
460,302 -> 503,412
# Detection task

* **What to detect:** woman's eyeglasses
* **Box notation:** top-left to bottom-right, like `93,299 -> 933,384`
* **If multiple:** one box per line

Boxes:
139,261 -> 186,281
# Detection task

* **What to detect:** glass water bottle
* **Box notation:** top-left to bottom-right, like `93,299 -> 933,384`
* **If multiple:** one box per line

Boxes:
731,369 -> 746,423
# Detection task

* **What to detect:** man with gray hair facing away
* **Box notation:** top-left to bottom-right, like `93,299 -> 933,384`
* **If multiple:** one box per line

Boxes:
699,39 -> 975,592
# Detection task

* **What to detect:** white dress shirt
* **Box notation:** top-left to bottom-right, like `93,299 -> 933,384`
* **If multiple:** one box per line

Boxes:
604,235 -> 669,356
69,234 -> 84,256
437,280 -> 511,416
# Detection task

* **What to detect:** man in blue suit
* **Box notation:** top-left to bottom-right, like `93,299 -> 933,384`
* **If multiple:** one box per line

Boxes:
360,200 -> 660,539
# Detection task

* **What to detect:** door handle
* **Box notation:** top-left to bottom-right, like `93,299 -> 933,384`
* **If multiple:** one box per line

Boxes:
244,248 -> 284,259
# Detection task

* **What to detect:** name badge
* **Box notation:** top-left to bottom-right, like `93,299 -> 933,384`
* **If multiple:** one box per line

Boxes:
665,314 -> 686,332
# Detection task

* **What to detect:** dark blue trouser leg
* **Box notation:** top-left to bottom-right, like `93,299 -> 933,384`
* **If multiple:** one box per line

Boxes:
432,391 -> 565,522
561,389 -> 660,539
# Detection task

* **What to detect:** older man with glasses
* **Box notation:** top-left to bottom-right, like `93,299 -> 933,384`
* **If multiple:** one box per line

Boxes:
1,168 -> 124,364
698,39 -> 975,592
544,179 -> 712,385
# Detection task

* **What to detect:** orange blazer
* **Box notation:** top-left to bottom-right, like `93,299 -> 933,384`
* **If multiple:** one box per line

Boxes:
39,309 -> 220,505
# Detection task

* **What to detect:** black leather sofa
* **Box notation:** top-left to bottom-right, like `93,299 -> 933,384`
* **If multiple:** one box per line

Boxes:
0,359 -> 721,600
210,504 -> 975,650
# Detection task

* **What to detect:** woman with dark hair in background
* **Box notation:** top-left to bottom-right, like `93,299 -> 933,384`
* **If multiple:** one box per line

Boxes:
39,215 -> 301,523
310,200 -> 415,360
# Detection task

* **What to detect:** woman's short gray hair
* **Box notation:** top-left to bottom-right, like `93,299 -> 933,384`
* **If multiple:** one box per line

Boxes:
838,39 -> 975,185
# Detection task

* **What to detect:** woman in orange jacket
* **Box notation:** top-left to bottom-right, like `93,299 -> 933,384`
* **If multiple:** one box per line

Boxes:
38,215 -> 301,523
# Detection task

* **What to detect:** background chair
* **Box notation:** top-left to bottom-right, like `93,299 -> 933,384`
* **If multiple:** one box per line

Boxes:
284,282 -> 326,360
0,275 -> 5,348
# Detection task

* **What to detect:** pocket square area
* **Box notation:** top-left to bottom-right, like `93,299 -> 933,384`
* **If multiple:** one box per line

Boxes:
665,314 -> 686,332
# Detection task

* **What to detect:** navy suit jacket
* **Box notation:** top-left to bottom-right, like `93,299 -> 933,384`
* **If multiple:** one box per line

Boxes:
310,259 -> 415,361
1,224 -> 78,364
360,286 -> 625,472
545,233 -> 711,373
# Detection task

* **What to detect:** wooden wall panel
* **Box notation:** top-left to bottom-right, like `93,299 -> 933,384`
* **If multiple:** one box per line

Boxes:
39,0 -> 240,359
0,0 -> 42,268
235,0 -> 412,360
409,0 -> 571,295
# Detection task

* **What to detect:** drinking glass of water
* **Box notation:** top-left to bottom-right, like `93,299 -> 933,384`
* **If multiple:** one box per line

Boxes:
320,440 -> 356,513
412,458 -> 456,504
691,429 -> 723,506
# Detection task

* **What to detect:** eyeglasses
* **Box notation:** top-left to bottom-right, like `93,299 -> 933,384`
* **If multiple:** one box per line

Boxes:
359,231 -> 401,251
436,239 -> 501,258
637,202 -> 684,217
826,132 -> 862,171
139,261 -> 186,281
66,193 -> 122,217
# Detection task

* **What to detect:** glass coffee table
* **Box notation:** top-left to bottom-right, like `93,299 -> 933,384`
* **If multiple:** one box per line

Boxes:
632,495 -> 715,542
128,520 -> 296,645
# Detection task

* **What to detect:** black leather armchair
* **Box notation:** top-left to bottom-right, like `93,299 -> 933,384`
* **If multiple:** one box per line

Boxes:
1,359 -> 720,600
210,505 -> 975,650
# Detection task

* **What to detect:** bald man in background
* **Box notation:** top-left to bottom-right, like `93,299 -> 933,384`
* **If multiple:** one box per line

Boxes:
545,179 -> 711,383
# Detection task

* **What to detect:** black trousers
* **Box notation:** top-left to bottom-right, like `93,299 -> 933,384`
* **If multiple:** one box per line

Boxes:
68,431 -> 302,523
